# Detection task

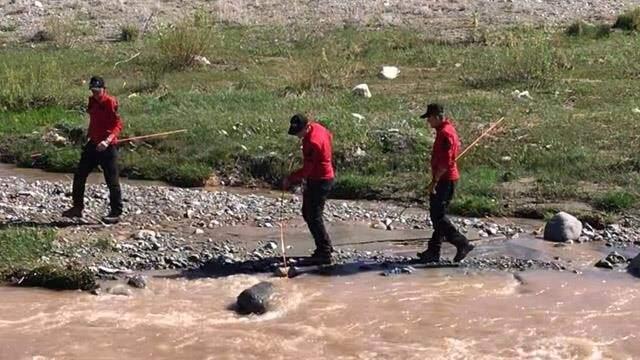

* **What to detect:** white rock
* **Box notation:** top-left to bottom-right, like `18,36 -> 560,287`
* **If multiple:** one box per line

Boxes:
511,89 -> 533,101
351,113 -> 365,121
501,156 -> 512,162
352,84 -> 372,98
34,1 -> 43,8
371,221 -> 386,230
134,230 -> 156,241
193,55 -> 211,66
194,229 -> 204,235
544,212 -> 582,242
354,147 -> 366,157
379,66 -> 399,79
633,108 -> 640,114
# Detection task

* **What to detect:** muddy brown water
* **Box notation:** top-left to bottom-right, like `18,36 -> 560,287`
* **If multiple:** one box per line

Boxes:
1,164 -> 640,359
0,268 -> 638,359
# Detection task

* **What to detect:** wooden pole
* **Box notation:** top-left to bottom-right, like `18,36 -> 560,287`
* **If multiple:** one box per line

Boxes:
30,129 -> 187,159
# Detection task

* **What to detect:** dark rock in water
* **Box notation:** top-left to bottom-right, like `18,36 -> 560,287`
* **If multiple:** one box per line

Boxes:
604,251 -> 627,265
544,212 -> 582,242
628,253 -> 640,277
595,259 -> 615,269
595,252 -> 627,270
236,281 -> 275,315
127,274 -> 147,289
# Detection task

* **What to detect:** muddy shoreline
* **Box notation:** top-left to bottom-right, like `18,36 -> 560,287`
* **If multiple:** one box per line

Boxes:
1,168 -> 639,290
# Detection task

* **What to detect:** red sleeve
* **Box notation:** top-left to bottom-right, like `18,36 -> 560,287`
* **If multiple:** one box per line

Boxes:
106,98 -> 123,139
288,141 -> 318,184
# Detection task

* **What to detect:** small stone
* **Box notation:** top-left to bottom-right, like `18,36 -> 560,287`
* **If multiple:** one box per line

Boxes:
379,66 -> 400,79
134,230 -> 156,241
351,113 -> 365,121
236,282 -> 275,315
194,229 -> 205,235
127,275 -> 147,289
352,84 -> 372,98
34,1 -> 43,8
193,55 -> 211,66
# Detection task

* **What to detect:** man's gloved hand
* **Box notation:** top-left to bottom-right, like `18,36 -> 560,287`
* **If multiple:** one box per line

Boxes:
96,140 -> 109,152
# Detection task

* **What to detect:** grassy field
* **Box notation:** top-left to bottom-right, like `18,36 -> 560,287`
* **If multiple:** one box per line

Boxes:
2,11 -> 640,217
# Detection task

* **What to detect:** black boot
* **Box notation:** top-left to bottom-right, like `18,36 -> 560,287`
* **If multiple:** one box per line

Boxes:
417,235 -> 442,263
451,233 -> 474,263
309,248 -> 334,265
62,206 -> 83,218
102,209 -> 122,224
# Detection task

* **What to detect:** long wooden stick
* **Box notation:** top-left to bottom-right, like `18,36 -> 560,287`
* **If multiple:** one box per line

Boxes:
30,129 -> 187,159
118,129 -> 187,143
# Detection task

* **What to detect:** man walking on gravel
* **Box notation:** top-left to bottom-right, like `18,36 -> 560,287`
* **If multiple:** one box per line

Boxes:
283,113 -> 335,265
62,76 -> 124,223
418,103 -> 474,263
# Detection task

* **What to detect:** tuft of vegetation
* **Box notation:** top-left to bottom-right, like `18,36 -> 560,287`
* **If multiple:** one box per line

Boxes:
0,228 -> 54,268
565,20 -> 611,38
119,24 -> 140,42
613,7 -> 640,32
593,191 -> 637,212
156,13 -> 217,69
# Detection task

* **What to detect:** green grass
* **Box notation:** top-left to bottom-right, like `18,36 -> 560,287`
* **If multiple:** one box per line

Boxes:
0,228 -> 55,269
2,12 -> 640,216
0,228 -> 97,290
594,191 -> 637,212
565,21 -> 610,39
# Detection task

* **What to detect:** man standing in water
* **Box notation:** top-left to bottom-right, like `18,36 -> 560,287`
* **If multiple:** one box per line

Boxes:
418,103 -> 474,263
62,76 -> 123,223
283,113 -> 335,265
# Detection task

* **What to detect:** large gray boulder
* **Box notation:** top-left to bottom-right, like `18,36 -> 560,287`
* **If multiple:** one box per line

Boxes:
628,253 -> 640,277
236,281 -> 275,315
544,212 -> 582,242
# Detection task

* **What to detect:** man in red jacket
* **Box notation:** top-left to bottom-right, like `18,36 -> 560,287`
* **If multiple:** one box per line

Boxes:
283,113 -> 335,264
62,76 -> 123,222
418,103 -> 474,263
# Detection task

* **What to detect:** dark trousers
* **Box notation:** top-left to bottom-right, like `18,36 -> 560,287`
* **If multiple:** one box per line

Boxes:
302,179 -> 334,255
72,142 -> 123,214
428,180 -> 467,252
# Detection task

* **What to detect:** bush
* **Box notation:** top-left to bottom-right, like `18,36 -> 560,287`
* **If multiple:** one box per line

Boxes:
157,13 -> 216,69
613,7 -> 640,31
450,194 -> 500,217
119,24 -> 140,42
593,191 -> 636,212
565,20 -> 610,38
332,174 -> 383,200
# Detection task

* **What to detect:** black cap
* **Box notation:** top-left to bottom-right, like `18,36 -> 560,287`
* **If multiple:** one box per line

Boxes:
89,76 -> 105,90
288,113 -> 309,135
420,103 -> 444,119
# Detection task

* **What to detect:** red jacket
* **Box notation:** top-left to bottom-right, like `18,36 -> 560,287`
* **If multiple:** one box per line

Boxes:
431,119 -> 460,181
288,122 -> 334,183
87,92 -> 123,145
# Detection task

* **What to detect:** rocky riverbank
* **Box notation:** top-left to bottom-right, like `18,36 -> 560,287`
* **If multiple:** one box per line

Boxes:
1,175 -> 640,283
2,0 -> 640,43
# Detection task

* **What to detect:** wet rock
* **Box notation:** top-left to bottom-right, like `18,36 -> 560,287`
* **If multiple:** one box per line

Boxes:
107,284 -> 132,296
544,212 -> 582,242
595,259 -> 615,270
381,265 -> 415,276
236,281 -> 275,315
127,274 -> 147,289
627,253 -> 640,277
